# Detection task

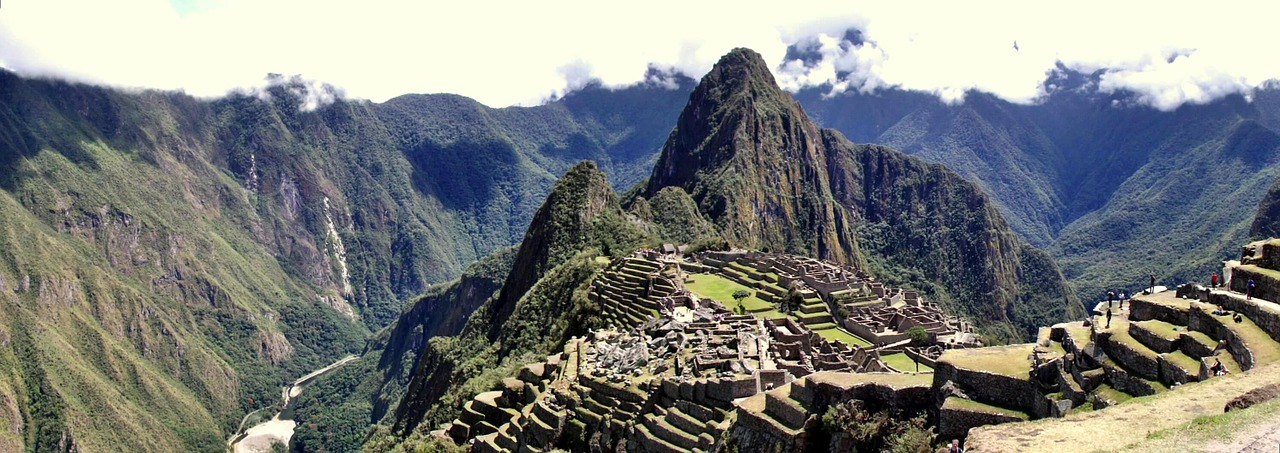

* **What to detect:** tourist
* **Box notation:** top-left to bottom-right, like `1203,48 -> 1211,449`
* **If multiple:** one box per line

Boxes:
1150,273 -> 1156,293
1213,306 -> 1227,316
1247,279 -> 1256,300
1120,291 -> 1127,309
1211,273 -> 1219,288
1106,307 -> 1113,329
1211,358 -> 1228,376
1234,313 -> 1244,323
949,439 -> 965,453
1107,290 -> 1115,308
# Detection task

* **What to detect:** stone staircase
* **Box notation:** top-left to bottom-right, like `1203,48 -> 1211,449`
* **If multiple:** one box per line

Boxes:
730,372 -> 932,451
445,342 -> 577,452
920,285 -> 1280,440
589,256 -> 676,328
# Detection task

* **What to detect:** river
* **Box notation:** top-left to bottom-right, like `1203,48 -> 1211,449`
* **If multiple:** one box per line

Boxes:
227,355 -> 359,453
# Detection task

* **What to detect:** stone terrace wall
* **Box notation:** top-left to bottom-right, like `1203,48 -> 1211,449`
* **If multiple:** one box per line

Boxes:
932,361 -> 1039,414
1227,266 -> 1280,305
1128,297 -> 1190,325
1210,291 -> 1280,343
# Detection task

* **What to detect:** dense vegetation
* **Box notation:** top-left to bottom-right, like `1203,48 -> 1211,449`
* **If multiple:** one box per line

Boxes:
796,70 -> 1280,301
0,67 -> 688,451
643,48 -> 1079,341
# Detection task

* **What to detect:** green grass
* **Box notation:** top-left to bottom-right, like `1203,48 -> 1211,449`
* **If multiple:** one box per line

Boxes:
685,274 -> 873,347
1132,319 -> 1183,340
685,273 -> 773,311
1091,384 -> 1134,406
942,397 -> 1030,420
815,327 -> 872,348
1124,395 -> 1280,451
939,344 -> 1035,379
880,353 -> 932,373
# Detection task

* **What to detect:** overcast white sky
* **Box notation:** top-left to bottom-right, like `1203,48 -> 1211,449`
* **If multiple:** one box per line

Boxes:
1,0 -> 1277,110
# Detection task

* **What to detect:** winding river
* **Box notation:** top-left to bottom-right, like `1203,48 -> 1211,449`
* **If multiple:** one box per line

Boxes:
227,355 -> 359,453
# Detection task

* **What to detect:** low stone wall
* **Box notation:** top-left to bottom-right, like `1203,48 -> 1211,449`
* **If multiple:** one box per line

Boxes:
1210,291 -> 1280,343
1179,332 -> 1215,358
1102,360 -> 1161,397
932,362 -> 1039,414
937,402 -> 1026,440
1187,306 -> 1255,370
903,348 -> 938,369
1128,323 -> 1177,354
1158,356 -> 1196,386
705,375 -> 759,404
1128,297 -> 1189,325
1098,332 -> 1160,380
1228,266 -> 1280,305
803,377 -> 933,415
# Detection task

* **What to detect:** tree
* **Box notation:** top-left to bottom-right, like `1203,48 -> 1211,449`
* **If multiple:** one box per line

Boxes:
906,326 -> 931,347
732,289 -> 750,314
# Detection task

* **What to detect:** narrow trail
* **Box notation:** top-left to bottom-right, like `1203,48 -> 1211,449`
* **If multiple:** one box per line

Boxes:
227,355 -> 359,453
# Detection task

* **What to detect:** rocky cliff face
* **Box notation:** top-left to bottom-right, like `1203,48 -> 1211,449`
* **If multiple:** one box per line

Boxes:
646,49 -> 857,264
641,48 -> 1079,339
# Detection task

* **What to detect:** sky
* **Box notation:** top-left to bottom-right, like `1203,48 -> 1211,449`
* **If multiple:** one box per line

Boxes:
1,0 -> 1278,111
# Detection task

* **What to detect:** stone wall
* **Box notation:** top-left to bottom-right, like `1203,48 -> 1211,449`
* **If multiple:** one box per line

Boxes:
1101,360 -> 1161,397
1128,297 -> 1189,325
932,361 -> 1039,414
1227,265 -> 1280,304
1187,306 -> 1255,370
937,402 -> 1026,440
1098,332 -> 1160,380
1128,323 -> 1177,353
1211,291 -> 1280,343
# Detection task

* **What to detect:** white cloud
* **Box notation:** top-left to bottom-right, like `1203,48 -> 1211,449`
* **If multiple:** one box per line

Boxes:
1,0 -> 1278,110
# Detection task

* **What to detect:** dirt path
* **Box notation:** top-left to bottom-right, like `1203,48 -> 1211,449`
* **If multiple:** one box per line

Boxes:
227,355 -> 359,453
966,361 -> 1280,452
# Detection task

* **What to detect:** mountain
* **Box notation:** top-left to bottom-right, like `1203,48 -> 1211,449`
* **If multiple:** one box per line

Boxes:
350,48 -> 1079,453
796,78 -> 1280,300
644,49 -> 858,264
0,69 -> 690,451
641,48 -> 1078,339
379,162 -> 644,446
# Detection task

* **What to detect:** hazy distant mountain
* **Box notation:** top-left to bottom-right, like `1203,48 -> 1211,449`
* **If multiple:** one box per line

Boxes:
0,69 -> 688,451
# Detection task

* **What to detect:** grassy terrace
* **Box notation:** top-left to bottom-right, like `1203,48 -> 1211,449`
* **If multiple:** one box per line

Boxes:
880,352 -> 933,373
1092,384 -> 1134,405
816,326 -> 871,347
1132,319 -> 1183,340
938,344 -> 1035,379
1191,301 -> 1280,366
685,273 -> 774,312
684,273 -> 872,347
942,397 -> 1029,420
807,371 -> 933,389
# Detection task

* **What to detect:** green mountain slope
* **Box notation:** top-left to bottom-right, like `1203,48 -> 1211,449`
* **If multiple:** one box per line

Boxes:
798,78 -> 1280,301
642,48 -> 1079,339
0,68 -> 688,451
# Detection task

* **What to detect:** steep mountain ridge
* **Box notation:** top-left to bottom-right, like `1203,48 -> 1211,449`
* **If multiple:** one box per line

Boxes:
646,49 -> 857,264
0,69 -> 689,451
641,48 -> 1078,339
799,83 -> 1280,298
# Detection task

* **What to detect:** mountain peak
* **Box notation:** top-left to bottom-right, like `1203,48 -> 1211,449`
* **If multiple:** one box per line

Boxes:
643,48 -> 855,263
705,47 -> 777,89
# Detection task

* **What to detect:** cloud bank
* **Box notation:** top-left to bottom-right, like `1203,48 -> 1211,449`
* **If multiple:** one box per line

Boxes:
1,0 -> 1277,110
